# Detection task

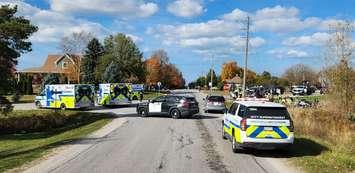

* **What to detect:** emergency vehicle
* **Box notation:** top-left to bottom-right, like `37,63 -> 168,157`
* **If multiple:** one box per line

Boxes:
222,99 -> 294,152
98,83 -> 132,106
130,84 -> 144,101
35,84 -> 95,110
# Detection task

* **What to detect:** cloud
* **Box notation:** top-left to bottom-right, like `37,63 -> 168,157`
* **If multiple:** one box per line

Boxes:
283,32 -> 331,46
0,0 -> 108,43
268,48 -> 309,58
126,34 -> 143,43
167,0 -> 204,17
49,0 -> 158,18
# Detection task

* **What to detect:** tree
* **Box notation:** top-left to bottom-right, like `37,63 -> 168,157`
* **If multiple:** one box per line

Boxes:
97,34 -> 146,83
325,21 -> 355,116
282,64 -> 318,85
145,50 -> 185,89
40,73 -> 60,91
221,61 -> 240,82
0,5 -> 38,94
59,31 -> 93,54
102,62 -> 123,83
81,38 -> 104,84
145,56 -> 161,85
206,69 -> 218,87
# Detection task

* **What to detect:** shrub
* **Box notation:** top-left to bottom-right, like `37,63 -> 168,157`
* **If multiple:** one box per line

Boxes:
0,96 -> 13,116
290,107 -> 354,145
0,110 -> 111,135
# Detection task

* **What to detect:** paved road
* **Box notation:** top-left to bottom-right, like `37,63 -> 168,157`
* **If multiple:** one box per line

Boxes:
19,90 -> 300,173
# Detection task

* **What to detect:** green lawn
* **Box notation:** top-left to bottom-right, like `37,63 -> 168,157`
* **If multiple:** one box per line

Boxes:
291,136 -> 354,173
0,111 -> 113,172
5,95 -> 36,103
143,92 -> 164,100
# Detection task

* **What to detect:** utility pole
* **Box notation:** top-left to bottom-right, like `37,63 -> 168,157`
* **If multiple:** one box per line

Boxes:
242,16 -> 250,98
210,54 -> 214,95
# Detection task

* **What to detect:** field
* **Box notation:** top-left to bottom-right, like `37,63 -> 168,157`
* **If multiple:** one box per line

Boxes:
0,110 -> 113,172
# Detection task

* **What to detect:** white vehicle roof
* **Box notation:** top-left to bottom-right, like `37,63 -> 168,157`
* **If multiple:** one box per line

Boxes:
234,101 -> 286,108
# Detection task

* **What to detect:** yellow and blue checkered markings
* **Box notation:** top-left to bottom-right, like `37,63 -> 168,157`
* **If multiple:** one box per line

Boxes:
246,125 -> 289,139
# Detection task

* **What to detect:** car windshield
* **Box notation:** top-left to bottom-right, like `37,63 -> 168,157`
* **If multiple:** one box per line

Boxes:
245,107 -> 290,119
208,96 -> 225,102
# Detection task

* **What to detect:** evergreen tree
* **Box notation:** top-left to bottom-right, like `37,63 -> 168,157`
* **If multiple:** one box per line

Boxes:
97,33 -> 146,83
0,5 -> 38,94
40,74 -> 60,91
81,38 -> 104,84
102,62 -> 123,83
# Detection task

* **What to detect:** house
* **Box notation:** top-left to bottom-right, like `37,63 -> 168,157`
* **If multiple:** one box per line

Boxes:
16,54 -> 82,93
223,75 -> 242,92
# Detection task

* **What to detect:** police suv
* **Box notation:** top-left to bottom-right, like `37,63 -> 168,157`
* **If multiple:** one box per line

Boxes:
222,99 -> 294,152
136,95 -> 199,119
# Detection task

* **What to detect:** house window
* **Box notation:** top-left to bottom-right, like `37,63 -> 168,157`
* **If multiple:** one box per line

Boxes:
62,62 -> 68,69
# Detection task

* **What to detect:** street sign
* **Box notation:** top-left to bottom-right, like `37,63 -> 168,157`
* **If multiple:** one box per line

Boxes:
208,82 -> 212,87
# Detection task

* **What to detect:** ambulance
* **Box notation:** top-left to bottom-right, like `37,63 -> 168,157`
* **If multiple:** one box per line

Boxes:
130,84 -> 144,101
98,83 -> 132,106
35,84 -> 95,110
222,99 -> 294,152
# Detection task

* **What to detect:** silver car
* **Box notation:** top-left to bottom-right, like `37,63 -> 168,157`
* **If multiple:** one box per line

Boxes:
204,95 -> 226,113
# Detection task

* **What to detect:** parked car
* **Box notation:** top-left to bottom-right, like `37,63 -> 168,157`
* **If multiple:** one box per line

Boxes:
204,95 -> 226,113
222,100 -> 294,152
136,95 -> 199,118
291,85 -> 306,95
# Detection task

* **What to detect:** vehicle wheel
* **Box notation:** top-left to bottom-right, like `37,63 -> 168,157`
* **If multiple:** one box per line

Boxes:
35,101 -> 41,109
60,103 -> 66,110
139,108 -> 147,117
170,109 -> 181,119
222,122 -> 227,140
232,134 -> 241,153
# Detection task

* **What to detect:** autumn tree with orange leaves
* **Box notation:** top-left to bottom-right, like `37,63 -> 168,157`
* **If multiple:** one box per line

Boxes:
221,61 -> 240,82
145,50 -> 185,89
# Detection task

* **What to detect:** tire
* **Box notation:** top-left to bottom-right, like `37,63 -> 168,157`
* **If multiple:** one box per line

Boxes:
60,103 -> 66,110
139,108 -> 147,117
232,134 -> 241,153
222,121 -> 227,140
35,101 -> 41,109
170,109 -> 181,119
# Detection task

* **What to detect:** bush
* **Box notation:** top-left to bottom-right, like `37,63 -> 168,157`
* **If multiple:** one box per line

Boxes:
290,107 -> 354,145
11,92 -> 21,103
0,96 -> 13,116
0,110 -> 111,135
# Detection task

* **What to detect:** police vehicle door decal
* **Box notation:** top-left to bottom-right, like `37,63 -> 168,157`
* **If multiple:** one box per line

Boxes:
149,102 -> 162,112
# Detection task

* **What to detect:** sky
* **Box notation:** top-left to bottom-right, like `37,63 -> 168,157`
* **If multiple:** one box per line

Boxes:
1,0 -> 354,82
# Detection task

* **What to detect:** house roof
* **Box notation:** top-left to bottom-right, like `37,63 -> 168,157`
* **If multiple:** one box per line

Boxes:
225,75 -> 242,84
18,54 -> 82,74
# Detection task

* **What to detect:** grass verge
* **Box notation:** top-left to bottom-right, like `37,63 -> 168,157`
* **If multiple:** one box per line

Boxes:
0,110 -> 113,172
289,108 -> 354,173
5,95 -> 35,103
143,92 -> 164,100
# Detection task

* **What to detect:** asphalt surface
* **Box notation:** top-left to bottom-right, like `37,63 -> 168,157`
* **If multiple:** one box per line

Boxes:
16,90 -> 301,173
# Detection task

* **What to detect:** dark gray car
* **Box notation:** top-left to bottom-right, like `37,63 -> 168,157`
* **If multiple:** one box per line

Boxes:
136,95 -> 199,119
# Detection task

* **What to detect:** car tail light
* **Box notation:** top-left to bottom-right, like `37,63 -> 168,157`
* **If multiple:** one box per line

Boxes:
240,118 -> 247,131
181,99 -> 189,108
